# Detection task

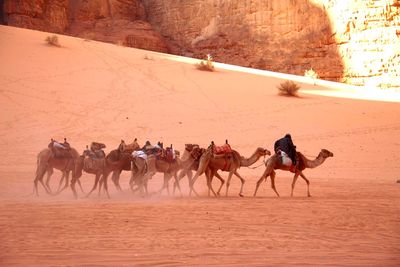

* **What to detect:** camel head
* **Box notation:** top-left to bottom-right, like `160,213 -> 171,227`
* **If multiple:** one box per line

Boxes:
320,149 -> 334,158
257,147 -> 271,157
91,142 -> 106,150
185,143 -> 199,152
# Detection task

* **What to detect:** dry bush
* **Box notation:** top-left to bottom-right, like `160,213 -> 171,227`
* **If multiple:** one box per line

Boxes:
304,68 -> 319,79
45,35 -> 60,47
144,54 -> 154,60
277,80 -> 300,96
195,54 -> 215,71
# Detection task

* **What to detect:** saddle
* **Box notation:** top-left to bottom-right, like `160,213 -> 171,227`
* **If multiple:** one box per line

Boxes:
213,144 -> 232,155
52,148 -> 72,158
211,140 -> 232,155
159,147 -> 179,163
83,149 -> 105,171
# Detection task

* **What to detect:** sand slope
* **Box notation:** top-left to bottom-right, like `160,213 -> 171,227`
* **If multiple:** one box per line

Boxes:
0,26 -> 399,266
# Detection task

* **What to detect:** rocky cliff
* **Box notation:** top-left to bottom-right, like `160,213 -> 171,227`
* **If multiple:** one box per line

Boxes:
2,0 -> 169,52
2,0 -> 400,86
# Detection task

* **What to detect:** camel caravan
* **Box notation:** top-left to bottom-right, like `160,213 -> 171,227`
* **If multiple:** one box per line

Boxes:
33,135 -> 333,199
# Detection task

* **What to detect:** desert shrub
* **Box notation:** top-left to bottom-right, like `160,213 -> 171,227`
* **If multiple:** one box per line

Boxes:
304,68 -> 319,79
144,54 -> 154,60
196,54 -> 215,71
45,35 -> 60,47
277,80 -> 300,96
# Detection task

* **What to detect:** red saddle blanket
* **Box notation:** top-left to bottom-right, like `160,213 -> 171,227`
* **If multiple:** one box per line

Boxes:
213,144 -> 232,154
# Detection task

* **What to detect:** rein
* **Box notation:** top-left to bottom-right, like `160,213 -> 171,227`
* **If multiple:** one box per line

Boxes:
247,156 -> 267,169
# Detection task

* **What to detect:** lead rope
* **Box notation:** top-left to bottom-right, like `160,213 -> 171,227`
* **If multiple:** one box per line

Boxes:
247,156 -> 267,169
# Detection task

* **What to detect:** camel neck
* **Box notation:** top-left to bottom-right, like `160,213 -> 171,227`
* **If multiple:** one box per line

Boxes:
241,150 -> 262,167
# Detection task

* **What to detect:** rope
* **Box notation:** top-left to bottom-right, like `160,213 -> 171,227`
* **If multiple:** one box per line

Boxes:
247,157 -> 267,169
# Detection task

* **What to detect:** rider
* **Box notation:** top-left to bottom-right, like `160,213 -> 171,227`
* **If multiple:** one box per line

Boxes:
274,134 -> 297,166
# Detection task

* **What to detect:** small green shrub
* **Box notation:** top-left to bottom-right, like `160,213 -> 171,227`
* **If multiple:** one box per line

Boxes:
196,54 -> 215,71
45,35 -> 60,47
277,80 -> 300,96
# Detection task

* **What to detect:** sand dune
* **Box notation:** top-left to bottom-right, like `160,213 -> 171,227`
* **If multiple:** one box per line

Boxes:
0,25 -> 399,266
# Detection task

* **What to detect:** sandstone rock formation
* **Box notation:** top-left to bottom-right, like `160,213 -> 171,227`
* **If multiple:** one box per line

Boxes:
2,0 -> 399,86
2,0 -> 169,53
143,0 -> 400,85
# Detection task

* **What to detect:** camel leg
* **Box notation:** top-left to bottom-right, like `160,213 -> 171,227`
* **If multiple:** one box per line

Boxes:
33,168 -> 47,196
214,172 -> 225,196
56,172 -> 65,193
299,172 -> 311,197
99,171 -> 110,196
291,173 -> 299,197
85,174 -> 101,198
173,172 -> 183,197
112,170 -> 123,192
189,170 -> 204,197
206,171 -> 217,197
270,171 -> 280,197
158,173 -> 172,196
186,171 -> 199,197
45,167 -> 54,193
173,169 -> 187,195
102,174 -> 110,199
233,171 -> 246,197
77,177 -> 85,194
225,172 -> 235,197
54,171 -> 70,195
70,178 -> 78,199
38,172 -> 51,195
254,168 -> 270,197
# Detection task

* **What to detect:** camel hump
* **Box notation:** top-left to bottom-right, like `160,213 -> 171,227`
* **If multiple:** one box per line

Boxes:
231,150 -> 241,167
296,152 -> 306,171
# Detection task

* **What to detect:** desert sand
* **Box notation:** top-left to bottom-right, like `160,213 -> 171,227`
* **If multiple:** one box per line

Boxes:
0,25 -> 399,266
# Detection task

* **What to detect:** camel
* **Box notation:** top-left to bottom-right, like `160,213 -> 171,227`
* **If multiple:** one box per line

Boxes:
189,145 -> 271,197
33,147 -> 81,196
129,150 -> 182,196
129,154 -> 156,196
173,144 -> 225,196
70,142 -> 107,198
253,149 -> 334,197
106,139 -> 141,191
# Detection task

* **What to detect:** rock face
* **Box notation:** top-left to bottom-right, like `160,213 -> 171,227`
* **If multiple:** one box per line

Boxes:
2,0 -> 400,86
2,0 -> 169,53
3,0 -> 69,33
142,0 -> 400,85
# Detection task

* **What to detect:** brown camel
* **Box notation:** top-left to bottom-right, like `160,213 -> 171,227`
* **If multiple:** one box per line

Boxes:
106,139 -> 141,192
129,151 -> 182,196
190,146 -> 271,197
173,144 -> 225,196
253,149 -> 334,197
70,142 -> 107,198
33,147 -> 81,196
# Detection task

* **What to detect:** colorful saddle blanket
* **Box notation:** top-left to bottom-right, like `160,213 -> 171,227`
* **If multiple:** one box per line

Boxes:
213,144 -> 232,155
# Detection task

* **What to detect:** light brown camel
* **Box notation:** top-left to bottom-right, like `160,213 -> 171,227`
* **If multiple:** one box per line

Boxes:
33,147 -> 81,196
129,155 -> 155,196
129,151 -> 182,196
189,146 -> 271,197
253,149 -> 334,197
70,142 -> 107,198
173,144 -> 225,196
